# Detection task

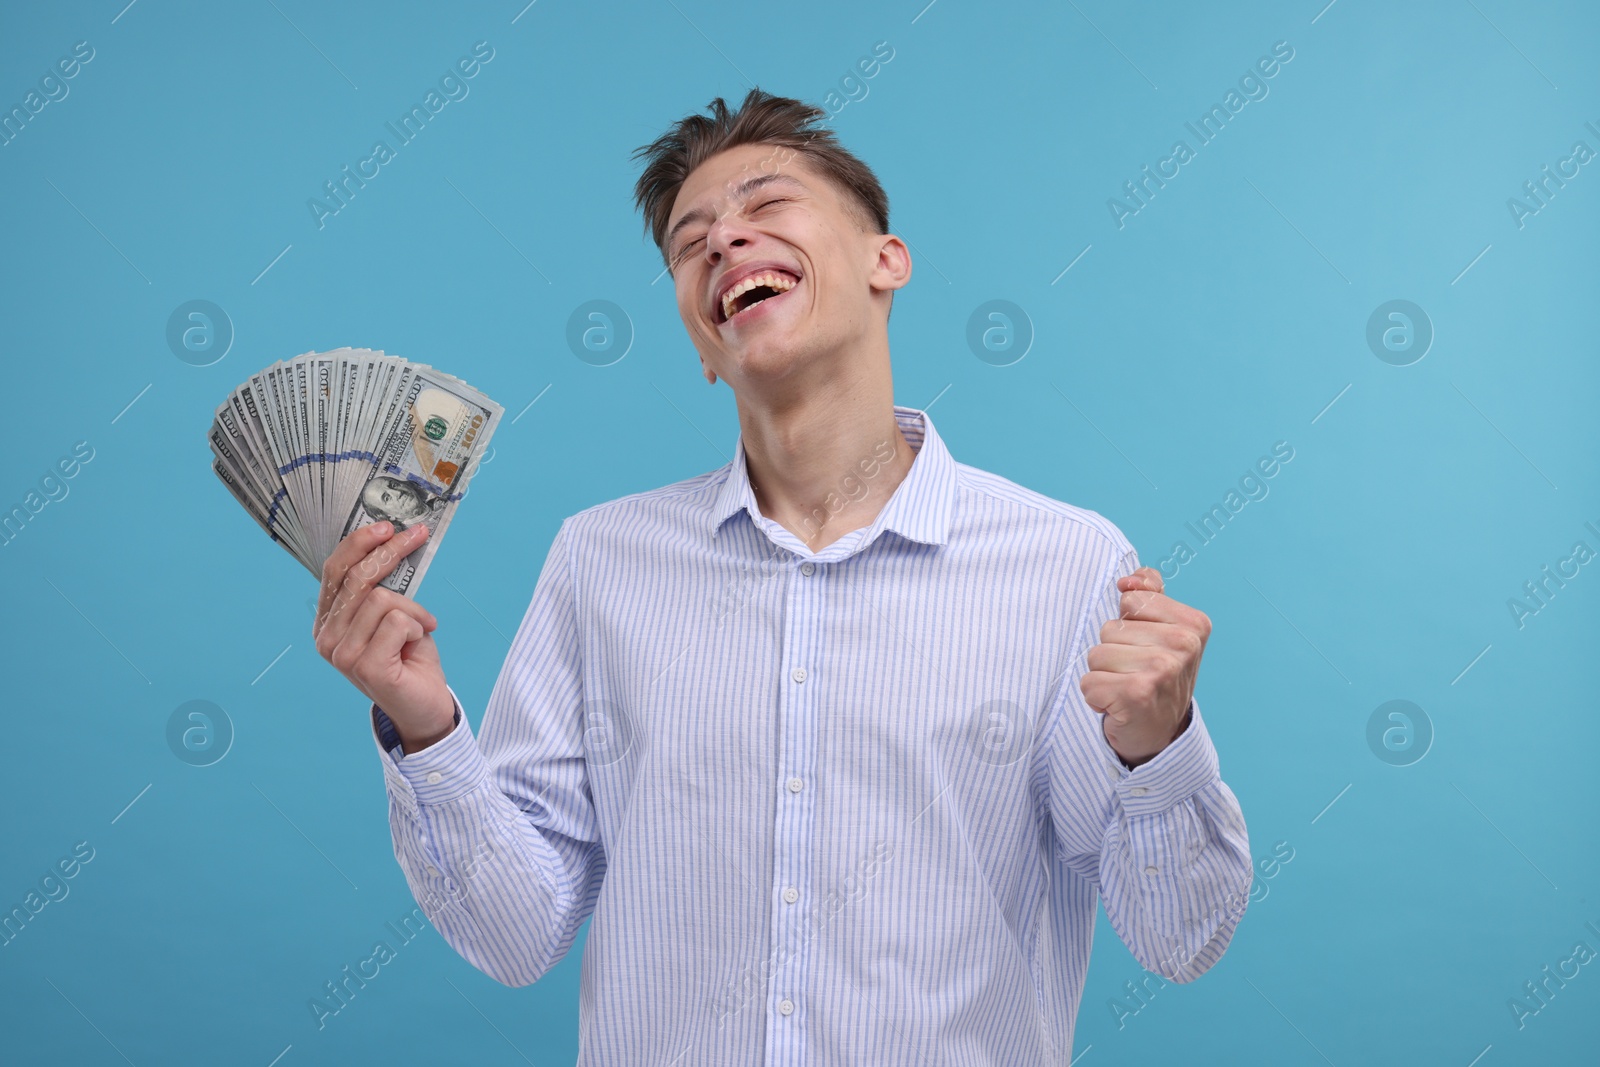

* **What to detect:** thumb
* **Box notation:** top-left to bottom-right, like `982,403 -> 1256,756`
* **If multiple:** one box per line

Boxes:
402,627 -> 440,668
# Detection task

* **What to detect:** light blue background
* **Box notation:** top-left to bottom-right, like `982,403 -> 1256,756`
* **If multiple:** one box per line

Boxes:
2,0 -> 1597,1063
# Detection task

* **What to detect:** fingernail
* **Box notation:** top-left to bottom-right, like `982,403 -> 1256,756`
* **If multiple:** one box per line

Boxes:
374,521 -> 391,535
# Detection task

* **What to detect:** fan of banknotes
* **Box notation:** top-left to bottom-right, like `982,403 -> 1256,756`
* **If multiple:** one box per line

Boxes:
208,347 -> 503,597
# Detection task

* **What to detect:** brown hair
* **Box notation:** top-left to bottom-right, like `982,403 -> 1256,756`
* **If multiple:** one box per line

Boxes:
631,88 -> 891,267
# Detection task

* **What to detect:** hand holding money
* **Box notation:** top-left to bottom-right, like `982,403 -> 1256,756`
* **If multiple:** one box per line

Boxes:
314,520 -> 455,751
210,347 -> 501,750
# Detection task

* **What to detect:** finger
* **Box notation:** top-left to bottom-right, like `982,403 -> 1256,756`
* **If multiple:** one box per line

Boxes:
1097,618 -> 1196,652
324,521 -> 428,630
319,525 -> 431,646
1085,641 -> 1168,675
317,521 -> 396,627
1080,670 -> 1134,717
331,585 -> 434,672
1117,588 -> 1185,623
355,609 -> 427,685
351,521 -> 429,586
1114,597 -> 1210,656
1080,669 -> 1156,719
1117,566 -> 1164,595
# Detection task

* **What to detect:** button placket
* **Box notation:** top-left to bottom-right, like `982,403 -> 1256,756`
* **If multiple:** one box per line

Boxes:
765,553 -> 821,1050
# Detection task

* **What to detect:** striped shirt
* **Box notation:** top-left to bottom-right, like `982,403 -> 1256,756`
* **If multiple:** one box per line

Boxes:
371,404 -> 1252,1065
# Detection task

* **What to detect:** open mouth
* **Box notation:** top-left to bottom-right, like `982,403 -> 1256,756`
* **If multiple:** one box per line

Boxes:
718,270 -> 800,325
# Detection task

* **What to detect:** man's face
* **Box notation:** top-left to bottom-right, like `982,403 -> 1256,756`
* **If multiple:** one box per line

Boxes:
663,142 -> 907,390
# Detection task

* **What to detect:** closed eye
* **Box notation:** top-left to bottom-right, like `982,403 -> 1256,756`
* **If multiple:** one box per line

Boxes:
671,199 -> 792,267
672,237 -> 705,268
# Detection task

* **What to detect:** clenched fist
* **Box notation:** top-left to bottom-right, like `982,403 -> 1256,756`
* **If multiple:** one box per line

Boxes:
1080,566 -> 1209,767
313,521 -> 456,754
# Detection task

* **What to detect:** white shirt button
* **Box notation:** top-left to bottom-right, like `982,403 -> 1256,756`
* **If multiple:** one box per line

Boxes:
1105,762 -> 1120,781
425,865 -> 440,877
791,667 -> 807,683
1144,865 -> 1160,876
801,562 -> 815,576
779,998 -> 795,1016
1130,786 -> 1147,796
782,886 -> 799,904
787,777 -> 804,793
425,771 -> 443,785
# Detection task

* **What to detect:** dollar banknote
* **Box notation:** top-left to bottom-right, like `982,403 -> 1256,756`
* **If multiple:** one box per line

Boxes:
209,348 -> 502,597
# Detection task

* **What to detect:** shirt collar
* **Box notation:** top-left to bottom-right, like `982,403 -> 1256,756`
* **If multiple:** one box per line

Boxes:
709,404 -> 956,551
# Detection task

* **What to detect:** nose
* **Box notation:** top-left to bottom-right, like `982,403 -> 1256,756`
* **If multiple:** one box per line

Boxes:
703,210 -> 758,265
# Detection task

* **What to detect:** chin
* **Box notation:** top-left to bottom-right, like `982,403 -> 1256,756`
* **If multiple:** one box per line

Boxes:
730,338 -> 812,380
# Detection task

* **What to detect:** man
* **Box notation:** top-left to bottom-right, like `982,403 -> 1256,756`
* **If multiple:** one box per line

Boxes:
313,88 -> 1251,1064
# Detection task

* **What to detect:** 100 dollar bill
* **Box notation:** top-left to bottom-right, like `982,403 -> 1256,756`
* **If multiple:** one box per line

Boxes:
339,364 -> 502,596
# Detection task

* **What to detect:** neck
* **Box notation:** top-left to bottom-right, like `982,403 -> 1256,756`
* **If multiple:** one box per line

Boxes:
734,357 -> 916,553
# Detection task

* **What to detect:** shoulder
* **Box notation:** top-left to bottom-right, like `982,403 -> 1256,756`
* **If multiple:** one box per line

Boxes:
952,459 -> 1134,565
559,467 -> 726,539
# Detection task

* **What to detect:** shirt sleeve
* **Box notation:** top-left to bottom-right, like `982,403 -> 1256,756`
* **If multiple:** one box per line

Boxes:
1043,540 -> 1253,982
369,517 -> 604,987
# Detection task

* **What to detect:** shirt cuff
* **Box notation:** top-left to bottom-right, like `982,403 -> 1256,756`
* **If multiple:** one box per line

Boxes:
369,685 -> 491,810
1104,697 -> 1222,817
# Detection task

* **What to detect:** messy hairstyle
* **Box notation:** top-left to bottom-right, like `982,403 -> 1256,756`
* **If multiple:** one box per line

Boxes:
631,88 -> 891,268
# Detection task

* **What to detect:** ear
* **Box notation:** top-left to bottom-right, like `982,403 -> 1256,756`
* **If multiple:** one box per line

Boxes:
868,234 -> 911,295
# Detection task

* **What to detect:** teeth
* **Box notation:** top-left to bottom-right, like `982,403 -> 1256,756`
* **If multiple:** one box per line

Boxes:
720,271 -> 797,322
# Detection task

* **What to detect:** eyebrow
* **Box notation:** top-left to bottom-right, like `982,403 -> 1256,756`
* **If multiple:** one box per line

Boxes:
666,173 -> 806,258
